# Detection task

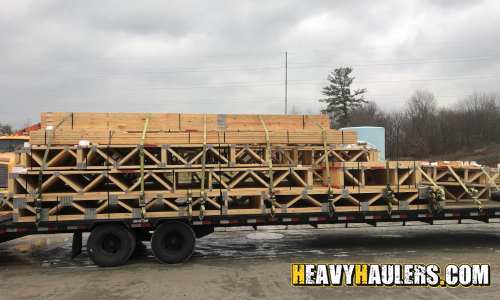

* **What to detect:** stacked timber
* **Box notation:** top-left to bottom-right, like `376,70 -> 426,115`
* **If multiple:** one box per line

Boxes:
2,112 -> 498,223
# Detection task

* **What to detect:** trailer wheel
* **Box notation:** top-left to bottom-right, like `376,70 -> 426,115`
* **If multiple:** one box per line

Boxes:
151,221 -> 196,264
87,224 -> 135,267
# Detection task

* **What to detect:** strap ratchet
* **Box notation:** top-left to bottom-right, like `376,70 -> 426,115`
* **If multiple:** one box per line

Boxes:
199,114 -> 207,220
307,115 -> 335,215
259,115 -> 276,216
139,113 -> 151,219
33,112 -> 73,225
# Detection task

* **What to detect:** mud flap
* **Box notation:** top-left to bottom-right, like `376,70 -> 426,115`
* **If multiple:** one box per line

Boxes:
71,231 -> 82,259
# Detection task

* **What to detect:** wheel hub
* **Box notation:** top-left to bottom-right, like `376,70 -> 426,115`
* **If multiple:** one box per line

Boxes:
101,234 -> 122,254
165,232 -> 184,251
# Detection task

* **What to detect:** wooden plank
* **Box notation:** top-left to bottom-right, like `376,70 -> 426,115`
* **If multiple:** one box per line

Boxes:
30,129 -> 357,145
43,112 -> 331,132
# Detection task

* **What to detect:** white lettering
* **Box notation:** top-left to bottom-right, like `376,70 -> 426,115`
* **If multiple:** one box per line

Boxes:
459,265 -> 472,286
316,264 -> 329,285
426,264 -> 439,286
381,264 -> 394,285
445,265 -> 459,286
472,264 -> 489,285
305,264 -> 316,285
329,264 -> 343,285
343,264 -> 355,285
368,265 -> 381,285
404,264 -> 414,285
413,264 -> 426,285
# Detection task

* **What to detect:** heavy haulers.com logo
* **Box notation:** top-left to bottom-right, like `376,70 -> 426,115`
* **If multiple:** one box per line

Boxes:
291,263 -> 490,288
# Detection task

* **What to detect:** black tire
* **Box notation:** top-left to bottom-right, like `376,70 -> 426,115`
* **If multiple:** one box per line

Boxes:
87,224 -> 135,267
491,191 -> 500,201
129,232 -> 136,257
151,221 -> 196,264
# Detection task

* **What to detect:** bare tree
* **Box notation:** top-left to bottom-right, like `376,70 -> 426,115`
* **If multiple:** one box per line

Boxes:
0,122 -> 14,135
288,105 -> 302,115
22,119 -> 31,129
346,101 -> 386,127
303,108 -> 318,115
404,90 -> 438,156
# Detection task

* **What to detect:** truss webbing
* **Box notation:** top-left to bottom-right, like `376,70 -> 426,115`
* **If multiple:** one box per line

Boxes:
199,114 -> 207,219
0,193 -> 7,212
447,166 -> 482,211
361,148 -> 393,213
258,115 -> 276,215
417,167 -> 439,189
417,167 -> 445,212
306,115 -> 335,213
139,113 -> 151,219
481,167 -> 500,192
34,112 -> 73,224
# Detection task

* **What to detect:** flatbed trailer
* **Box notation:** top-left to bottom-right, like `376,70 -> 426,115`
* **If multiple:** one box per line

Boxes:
2,111 -> 499,267
1,204 -> 499,267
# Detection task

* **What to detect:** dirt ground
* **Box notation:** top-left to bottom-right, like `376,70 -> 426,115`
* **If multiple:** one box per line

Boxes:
0,220 -> 499,299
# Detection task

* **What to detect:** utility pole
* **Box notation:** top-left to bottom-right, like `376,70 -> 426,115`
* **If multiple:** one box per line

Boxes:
285,52 -> 287,114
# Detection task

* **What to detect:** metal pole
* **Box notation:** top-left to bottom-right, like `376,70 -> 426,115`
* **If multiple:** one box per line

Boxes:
285,51 -> 287,115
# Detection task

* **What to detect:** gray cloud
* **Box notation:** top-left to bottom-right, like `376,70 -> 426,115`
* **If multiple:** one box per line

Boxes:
0,0 -> 499,128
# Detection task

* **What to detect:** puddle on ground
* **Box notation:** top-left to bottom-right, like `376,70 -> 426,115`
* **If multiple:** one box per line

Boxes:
246,232 -> 284,240
9,236 -> 70,251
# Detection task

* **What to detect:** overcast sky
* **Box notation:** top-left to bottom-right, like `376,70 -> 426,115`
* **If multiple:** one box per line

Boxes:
0,0 -> 499,128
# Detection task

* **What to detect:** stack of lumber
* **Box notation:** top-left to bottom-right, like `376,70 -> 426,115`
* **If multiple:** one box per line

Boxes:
29,130 -> 357,145
2,112 -> 498,223
41,112 -> 330,132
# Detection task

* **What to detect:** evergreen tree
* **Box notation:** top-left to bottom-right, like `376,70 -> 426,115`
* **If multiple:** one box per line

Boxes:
319,67 -> 367,127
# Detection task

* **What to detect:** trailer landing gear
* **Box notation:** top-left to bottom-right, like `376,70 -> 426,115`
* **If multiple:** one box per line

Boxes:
71,231 -> 82,259
151,221 -> 196,264
87,224 -> 135,267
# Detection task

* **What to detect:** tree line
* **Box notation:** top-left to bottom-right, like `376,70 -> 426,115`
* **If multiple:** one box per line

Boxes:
313,67 -> 500,160
340,90 -> 500,159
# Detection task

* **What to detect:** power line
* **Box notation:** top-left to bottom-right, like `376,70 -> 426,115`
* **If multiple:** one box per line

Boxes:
290,72 -> 500,81
1,38 -> 498,61
288,38 -> 500,54
0,71 -> 496,88
2,93 -> 497,107
288,54 -> 500,65
1,54 -> 499,74
1,56 -> 499,76
0,66 -> 284,74
290,54 -> 500,64
289,57 -> 500,70
0,52 -> 284,61
355,75 -> 500,83
0,98 -> 290,106
0,74 -> 498,91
